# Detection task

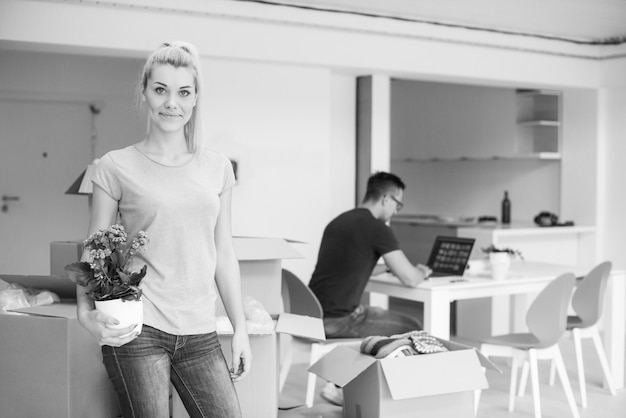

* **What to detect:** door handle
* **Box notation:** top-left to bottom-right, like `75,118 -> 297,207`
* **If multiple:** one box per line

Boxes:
1,195 -> 20,213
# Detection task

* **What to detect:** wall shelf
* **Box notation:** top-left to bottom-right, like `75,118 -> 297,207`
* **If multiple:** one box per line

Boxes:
518,120 -> 560,127
392,152 -> 561,162
516,89 -> 561,155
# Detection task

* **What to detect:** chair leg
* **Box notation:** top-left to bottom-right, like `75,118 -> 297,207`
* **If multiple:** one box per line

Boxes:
590,328 -> 617,396
553,347 -> 581,418
572,328 -> 587,408
508,355 -> 521,412
474,389 -> 481,417
474,365 -> 485,416
528,349 -> 542,418
305,343 -> 324,408
548,359 -> 556,386
518,360 -> 529,397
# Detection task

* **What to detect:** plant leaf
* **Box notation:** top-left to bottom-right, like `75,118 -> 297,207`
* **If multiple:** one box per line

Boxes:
64,262 -> 94,286
129,265 -> 147,286
117,268 -> 131,284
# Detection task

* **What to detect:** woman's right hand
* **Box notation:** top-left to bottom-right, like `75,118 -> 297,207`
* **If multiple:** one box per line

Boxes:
78,307 -> 139,347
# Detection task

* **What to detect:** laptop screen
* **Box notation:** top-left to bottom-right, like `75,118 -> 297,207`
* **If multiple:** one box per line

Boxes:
426,236 -> 475,277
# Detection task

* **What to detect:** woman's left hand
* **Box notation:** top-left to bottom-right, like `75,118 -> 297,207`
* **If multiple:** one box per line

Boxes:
230,330 -> 252,382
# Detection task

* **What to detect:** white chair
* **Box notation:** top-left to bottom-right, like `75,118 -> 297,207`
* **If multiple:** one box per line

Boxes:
519,261 -> 617,408
278,269 -> 361,407
478,272 -> 580,418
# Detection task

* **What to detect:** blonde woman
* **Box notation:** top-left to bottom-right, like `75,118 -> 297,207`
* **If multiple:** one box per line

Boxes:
76,41 -> 250,417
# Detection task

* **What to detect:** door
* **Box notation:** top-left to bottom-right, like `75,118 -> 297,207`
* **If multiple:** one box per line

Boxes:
0,99 -> 91,275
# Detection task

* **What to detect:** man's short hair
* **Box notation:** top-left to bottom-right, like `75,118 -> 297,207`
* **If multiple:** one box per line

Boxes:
363,172 -> 406,203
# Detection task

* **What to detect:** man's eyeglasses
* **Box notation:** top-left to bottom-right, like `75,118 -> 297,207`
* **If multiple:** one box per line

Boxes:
389,195 -> 404,211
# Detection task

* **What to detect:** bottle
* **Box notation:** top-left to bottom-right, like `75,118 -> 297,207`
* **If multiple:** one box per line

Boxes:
501,191 -> 511,225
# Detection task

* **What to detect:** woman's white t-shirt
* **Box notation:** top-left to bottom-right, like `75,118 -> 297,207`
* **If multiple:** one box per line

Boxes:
92,145 -> 236,335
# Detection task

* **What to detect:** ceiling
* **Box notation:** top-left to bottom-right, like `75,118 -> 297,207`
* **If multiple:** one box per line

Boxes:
259,0 -> 626,44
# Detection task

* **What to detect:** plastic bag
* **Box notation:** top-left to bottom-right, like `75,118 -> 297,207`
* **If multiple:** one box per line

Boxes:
0,283 -> 60,312
215,296 -> 274,334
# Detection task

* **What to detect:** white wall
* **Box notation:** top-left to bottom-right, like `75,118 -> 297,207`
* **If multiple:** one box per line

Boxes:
201,59 -> 353,278
599,57 -> 626,269
393,159 -> 560,221
560,88 -> 598,226
0,50 -> 146,158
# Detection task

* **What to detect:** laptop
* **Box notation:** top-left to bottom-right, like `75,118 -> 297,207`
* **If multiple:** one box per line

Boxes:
425,236 -> 475,278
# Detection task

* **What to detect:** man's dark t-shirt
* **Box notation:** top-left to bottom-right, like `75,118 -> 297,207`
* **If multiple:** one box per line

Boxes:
308,208 -> 400,318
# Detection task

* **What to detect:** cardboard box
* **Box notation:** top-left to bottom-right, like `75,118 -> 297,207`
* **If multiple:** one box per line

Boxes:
0,274 -> 76,299
217,236 -> 302,317
50,241 -> 83,276
309,340 -> 497,418
0,303 -> 119,418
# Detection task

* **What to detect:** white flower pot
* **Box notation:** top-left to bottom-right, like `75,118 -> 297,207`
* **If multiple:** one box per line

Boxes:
95,298 -> 143,335
489,252 -> 511,280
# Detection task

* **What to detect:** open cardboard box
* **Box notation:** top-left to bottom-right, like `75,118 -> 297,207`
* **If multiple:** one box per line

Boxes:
309,339 -> 498,418
0,302 -> 119,418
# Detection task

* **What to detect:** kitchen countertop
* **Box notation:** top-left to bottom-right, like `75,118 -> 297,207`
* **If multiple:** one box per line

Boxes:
458,222 -> 596,235
392,215 -> 596,234
391,214 -> 479,227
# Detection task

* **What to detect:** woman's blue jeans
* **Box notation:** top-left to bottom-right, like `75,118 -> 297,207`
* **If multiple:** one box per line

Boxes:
102,326 -> 241,418
323,304 -> 422,338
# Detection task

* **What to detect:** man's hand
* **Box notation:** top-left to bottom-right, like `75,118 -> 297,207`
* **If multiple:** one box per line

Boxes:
416,264 -> 432,280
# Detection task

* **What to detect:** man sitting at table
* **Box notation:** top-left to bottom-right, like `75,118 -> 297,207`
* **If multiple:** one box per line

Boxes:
309,171 -> 431,339
309,172 -> 432,405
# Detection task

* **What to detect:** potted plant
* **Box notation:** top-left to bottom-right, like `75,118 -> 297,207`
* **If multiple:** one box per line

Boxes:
65,224 -> 148,333
481,245 -> 523,280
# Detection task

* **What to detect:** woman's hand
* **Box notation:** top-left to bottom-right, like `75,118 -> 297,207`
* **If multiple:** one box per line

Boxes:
78,307 -> 139,347
229,330 -> 252,382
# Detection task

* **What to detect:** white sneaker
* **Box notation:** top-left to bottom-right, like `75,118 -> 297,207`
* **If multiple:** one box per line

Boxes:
320,381 -> 343,406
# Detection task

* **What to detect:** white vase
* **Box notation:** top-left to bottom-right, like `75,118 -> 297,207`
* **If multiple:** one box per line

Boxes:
95,298 -> 143,335
489,252 -> 511,280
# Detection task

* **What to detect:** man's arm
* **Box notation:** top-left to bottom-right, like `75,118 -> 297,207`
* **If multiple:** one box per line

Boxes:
382,249 -> 431,287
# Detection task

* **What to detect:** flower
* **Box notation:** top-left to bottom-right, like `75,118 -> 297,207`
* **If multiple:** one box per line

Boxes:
65,224 -> 148,301
481,244 -> 524,260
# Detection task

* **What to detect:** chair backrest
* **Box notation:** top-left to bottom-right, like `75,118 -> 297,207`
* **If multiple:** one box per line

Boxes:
571,261 -> 612,327
526,272 -> 576,348
281,269 -> 324,319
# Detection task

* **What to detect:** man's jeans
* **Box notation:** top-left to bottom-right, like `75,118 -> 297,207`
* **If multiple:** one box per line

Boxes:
323,304 -> 422,338
102,326 -> 241,418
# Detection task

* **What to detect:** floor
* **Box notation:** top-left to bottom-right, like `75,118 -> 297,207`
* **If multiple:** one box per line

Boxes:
277,337 -> 626,418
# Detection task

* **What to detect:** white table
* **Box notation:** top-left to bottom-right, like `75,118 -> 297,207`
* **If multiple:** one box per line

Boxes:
366,261 -> 625,389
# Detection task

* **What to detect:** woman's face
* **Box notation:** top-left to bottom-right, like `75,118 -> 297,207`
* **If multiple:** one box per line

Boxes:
143,64 -> 197,134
